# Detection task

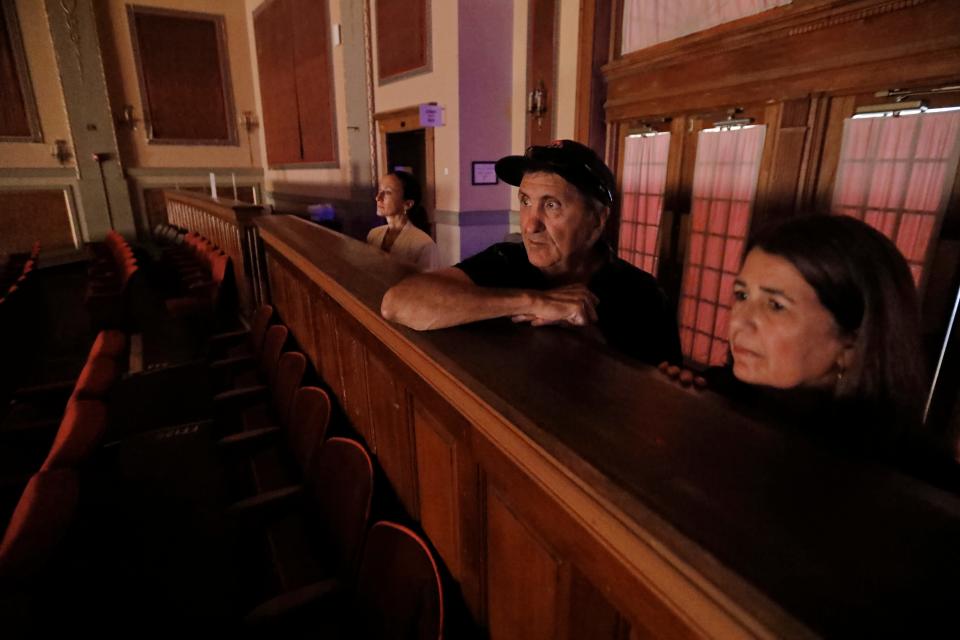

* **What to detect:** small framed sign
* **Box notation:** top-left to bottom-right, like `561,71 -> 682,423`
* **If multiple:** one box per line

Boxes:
471,161 -> 498,185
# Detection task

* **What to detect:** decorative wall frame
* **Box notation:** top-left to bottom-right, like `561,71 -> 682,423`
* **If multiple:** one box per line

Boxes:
0,0 -> 43,142
127,4 -> 237,146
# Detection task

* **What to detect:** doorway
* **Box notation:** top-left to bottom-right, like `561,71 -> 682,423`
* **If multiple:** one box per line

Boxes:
374,106 -> 436,238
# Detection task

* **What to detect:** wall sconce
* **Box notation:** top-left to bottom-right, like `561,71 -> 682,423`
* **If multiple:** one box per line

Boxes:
50,139 -> 71,165
239,110 -> 259,132
527,80 -> 547,131
117,104 -> 139,130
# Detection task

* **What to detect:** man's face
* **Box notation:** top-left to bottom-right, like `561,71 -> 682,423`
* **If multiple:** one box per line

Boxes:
518,171 -> 606,277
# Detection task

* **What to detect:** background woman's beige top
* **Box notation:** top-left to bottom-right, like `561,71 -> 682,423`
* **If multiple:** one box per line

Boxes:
366,223 -> 439,271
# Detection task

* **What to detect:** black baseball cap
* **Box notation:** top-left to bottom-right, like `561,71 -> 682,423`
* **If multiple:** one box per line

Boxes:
495,139 -> 616,207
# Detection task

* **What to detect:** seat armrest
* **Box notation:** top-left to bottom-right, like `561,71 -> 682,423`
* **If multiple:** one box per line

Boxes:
0,418 -> 60,446
209,354 -> 255,372
12,379 -> 75,405
213,385 -> 268,414
208,328 -> 250,352
226,484 -> 305,527
244,578 -> 342,625
217,425 -> 282,455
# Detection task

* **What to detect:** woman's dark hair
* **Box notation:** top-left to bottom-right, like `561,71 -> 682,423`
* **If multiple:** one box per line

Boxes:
747,214 -> 927,439
389,170 -> 431,234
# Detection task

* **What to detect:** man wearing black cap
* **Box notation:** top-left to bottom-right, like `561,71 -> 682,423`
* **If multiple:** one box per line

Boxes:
381,140 -> 681,366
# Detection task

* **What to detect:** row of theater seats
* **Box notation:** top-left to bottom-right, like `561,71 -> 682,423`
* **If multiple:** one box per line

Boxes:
82,227 -> 240,367
152,223 -> 235,322
0,305 -> 444,635
0,243 -> 42,404
84,230 -> 140,331
0,329 -> 124,613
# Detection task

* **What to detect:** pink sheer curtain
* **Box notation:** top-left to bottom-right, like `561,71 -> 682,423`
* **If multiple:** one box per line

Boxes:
619,132 -> 671,274
621,0 -> 791,54
831,110 -> 960,286
679,125 -> 766,367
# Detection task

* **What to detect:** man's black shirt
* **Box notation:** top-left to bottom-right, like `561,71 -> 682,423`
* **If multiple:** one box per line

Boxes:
455,242 -> 682,366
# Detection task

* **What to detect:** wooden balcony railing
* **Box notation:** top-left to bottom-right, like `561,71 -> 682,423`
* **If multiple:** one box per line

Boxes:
254,214 -> 960,639
163,190 -> 266,315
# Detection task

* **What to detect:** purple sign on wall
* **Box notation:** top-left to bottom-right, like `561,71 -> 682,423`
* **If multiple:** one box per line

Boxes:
419,103 -> 444,127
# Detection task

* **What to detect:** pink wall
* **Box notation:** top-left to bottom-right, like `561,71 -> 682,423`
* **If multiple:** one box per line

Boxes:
458,0 -> 512,213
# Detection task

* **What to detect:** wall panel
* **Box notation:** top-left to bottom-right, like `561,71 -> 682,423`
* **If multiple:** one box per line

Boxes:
0,189 -> 76,253
366,349 -> 419,515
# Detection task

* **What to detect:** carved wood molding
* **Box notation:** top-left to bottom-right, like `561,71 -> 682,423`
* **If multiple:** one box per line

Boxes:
787,0 -> 926,36
603,0 -> 959,121
605,0 -> 938,80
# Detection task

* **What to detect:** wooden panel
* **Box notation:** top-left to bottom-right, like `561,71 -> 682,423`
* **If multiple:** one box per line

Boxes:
129,7 -> 234,143
0,1 -> 32,138
568,567 -> 630,640
486,487 -> 561,640
366,349 -> 418,515
472,427 -> 697,640
375,0 -> 428,81
266,252 -> 288,323
0,190 -> 74,253
291,0 -> 336,163
284,267 -> 310,353
254,0 -> 300,164
308,287 -> 344,400
413,402 -> 462,579
335,315 -> 373,446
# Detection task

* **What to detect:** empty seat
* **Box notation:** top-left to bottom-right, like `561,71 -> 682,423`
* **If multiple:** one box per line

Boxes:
245,519 -> 444,640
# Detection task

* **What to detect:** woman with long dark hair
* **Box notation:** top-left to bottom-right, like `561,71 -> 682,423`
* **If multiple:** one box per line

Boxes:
367,170 -> 438,271
726,214 -> 927,448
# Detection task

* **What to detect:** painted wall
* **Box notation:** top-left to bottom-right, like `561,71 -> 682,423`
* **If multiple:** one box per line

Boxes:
0,0 -> 72,169
554,0 -> 580,141
457,0 -> 512,258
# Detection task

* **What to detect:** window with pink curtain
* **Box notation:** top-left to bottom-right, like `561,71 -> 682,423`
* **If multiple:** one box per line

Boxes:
619,132 -> 671,274
831,109 -> 960,286
621,0 -> 791,54
679,125 -> 767,367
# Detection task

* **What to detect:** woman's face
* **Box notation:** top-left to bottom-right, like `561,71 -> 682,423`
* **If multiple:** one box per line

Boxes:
375,174 -> 410,219
729,249 -> 853,389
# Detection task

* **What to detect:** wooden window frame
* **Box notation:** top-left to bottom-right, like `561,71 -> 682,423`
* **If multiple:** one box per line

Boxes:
0,0 -> 42,142
127,4 -> 238,146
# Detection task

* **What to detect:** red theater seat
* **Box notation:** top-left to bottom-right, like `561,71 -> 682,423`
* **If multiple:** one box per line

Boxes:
0,469 -> 79,582
40,399 -> 108,471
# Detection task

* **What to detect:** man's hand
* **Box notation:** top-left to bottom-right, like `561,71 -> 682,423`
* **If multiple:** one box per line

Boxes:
511,284 -> 599,327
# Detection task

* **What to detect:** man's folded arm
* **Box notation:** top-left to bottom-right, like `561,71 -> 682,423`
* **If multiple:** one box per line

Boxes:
381,267 -> 535,330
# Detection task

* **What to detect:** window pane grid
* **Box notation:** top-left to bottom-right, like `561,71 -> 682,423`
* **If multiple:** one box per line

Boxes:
618,132 -> 670,275
679,126 -> 766,367
831,111 -> 960,287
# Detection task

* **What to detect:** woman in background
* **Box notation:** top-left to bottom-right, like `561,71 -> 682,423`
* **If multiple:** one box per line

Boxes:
367,170 -> 439,272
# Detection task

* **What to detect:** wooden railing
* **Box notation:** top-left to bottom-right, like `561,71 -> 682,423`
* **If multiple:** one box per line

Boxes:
163,190 -> 266,315
254,214 -> 960,639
